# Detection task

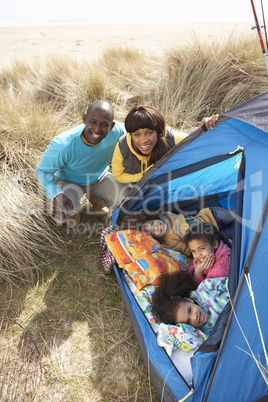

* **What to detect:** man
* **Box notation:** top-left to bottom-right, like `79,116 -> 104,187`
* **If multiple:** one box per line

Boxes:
36,100 -> 127,227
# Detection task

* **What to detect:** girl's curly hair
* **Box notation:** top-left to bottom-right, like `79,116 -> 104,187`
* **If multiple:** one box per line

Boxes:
151,271 -> 197,324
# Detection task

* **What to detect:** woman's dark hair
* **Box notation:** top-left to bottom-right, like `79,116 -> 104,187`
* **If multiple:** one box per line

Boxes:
151,271 -> 197,324
124,106 -> 170,165
183,222 -> 232,250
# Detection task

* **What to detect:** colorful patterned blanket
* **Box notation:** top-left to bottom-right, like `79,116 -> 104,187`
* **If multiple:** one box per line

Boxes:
105,229 -> 182,290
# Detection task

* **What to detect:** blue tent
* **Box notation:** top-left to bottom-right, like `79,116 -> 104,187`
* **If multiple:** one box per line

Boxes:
111,92 -> 268,401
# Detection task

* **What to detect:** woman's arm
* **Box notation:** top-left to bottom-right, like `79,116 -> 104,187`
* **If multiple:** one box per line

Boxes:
173,130 -> 188,145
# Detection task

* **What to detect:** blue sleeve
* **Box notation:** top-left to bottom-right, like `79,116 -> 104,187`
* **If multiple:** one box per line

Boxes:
115,121 -> 126,136
35,140 -> 65,199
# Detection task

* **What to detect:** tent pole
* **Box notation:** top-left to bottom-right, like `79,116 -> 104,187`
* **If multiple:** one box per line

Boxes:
250,0 -> 268,71
260,0 -> 268,51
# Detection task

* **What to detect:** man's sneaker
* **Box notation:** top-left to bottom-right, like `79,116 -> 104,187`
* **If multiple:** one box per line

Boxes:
92,205 -> 110,216
87,193 -> 110,216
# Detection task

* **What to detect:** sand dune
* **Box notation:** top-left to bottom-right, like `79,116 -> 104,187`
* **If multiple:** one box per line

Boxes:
0,22 -> 253,66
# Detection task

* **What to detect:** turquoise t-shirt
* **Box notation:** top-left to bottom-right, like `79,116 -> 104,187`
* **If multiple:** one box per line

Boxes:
36,121 -> 126,199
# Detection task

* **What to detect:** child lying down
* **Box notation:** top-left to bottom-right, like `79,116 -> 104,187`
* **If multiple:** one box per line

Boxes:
103,227 -> 229,383
124,267 -> 229,354
151,271 -> 229,351
123,271 -> 228,385
123,269 -> 229,384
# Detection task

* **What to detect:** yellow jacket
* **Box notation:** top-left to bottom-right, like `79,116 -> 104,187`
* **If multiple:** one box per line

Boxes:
112,129 -> 187,183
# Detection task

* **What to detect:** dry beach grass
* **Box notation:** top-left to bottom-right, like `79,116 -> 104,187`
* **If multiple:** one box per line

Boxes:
0,22 -> 268,400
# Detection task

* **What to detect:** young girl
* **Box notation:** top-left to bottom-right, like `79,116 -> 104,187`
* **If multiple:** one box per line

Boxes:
183,222 -> 232,285
120,206 -> 234,258
111,106 -> 187,184
151,270 -> 229,336
112,105 -> 218,184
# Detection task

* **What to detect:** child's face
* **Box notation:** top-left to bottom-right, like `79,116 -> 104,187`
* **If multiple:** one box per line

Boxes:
131,128 -> 158,155
175,300 -> 207,329
143,219 -> 167,239
188,238 -> 218,263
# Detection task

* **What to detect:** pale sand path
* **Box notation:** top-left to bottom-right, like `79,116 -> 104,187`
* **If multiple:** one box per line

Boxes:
0,22 -> 252,67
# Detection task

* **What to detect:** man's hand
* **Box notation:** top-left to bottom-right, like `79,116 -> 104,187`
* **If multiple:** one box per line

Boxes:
51,193 -> 74,223
201,114 -> 219,130
193,254 -> 215,279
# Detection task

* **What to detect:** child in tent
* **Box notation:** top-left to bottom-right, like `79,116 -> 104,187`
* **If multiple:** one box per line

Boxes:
111,105 -> 218,184
183,222 -> 232,285
151,270 -> 229,336
120,206 -> 234,258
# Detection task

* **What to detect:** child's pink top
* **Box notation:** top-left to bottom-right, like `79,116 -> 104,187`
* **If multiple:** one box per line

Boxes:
188,240 -> 231,285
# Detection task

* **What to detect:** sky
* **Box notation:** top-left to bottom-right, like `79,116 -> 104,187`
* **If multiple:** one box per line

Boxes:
0,0 -> 264,26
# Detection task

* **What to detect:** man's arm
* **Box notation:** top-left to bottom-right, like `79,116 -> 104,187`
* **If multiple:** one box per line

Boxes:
35,141 -> 65,200
35,141 -> 74,222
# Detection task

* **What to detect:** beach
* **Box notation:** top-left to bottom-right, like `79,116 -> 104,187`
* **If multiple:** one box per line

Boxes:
0,22 -> 252,66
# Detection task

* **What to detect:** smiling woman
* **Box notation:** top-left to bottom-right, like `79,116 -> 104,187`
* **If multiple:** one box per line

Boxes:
111,105 -> 187,184
131,128 -> 158,156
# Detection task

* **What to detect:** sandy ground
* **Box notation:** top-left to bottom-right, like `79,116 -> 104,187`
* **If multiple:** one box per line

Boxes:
0,22 -> 252,66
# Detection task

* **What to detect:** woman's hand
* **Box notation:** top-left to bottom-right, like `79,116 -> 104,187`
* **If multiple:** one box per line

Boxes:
201,114 -> 219,130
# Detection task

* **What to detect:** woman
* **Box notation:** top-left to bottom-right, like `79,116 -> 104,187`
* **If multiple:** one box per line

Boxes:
112,105 -> 218,184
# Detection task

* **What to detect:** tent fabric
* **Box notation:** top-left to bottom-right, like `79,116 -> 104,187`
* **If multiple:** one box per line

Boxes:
222,91 -> 268,132
111,92 -> 268,401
